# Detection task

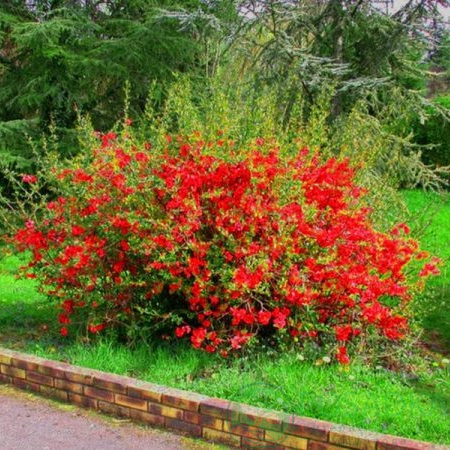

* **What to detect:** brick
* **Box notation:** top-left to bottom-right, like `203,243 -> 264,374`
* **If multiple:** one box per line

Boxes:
0,354 -> 12,365
200,397 -> 239,421
84,386 -> 114,403
223,420 -> 265,441
27,371 -> 54,387
308,441 -> 345,450
0,348 -> 20,359
184,411 -> 224,430
129,409 -> 165,427
202,414 -> 224,430
265,431 -> 308,450
148,402 -> 184,420
1,365 -> 26,379
127,385 -> 162,403
377,435 -> 434,450
12,377 -> 40,393
68,393 -> 98,409
37,362 -> 67,379
54,378 -> 83,394
65,371 -> 94,385
202,427 -> 240,447
238,404 -> 286,432
93,375 -> 127,394
162,391 -> 205,412
115,393 -> 147,411
39,385 -> 68,402
283,416 -> 331,441
11,357 -> 39,372
0,374 -> 12,384
242,437 -> 285,450
184,411 -> 201,425
329,425 -> 378,450
98,401 -> 130,417
165,418 -> 201,436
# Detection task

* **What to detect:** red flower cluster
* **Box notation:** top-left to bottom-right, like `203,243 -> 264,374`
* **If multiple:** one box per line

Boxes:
12,131 -> 440,363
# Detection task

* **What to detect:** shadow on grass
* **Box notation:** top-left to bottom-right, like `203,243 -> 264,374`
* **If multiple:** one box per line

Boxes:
0,299 -> 58,349
419,283 -> 450,355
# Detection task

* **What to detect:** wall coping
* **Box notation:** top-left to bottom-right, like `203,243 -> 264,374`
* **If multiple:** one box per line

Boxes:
0,347 -> 447,450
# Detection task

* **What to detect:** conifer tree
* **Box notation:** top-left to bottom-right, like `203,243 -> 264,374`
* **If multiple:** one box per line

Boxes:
0,0 -> 203,167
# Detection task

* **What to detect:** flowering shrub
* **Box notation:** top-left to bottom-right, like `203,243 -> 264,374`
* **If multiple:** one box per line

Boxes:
12,128 -> 440,363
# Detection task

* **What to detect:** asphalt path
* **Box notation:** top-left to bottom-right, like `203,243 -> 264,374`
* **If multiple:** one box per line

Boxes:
0,385 -> 224,450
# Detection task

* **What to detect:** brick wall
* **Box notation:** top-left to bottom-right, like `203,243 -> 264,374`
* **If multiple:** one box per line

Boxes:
0,348 -> 446,450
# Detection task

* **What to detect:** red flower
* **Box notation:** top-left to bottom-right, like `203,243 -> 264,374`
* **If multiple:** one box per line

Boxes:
89,323 -> 106,334
101,132 -> 116,148
335,325 -> 353,342
10,131 -> 439,357
257,311 -> 271,325
72,225 -> 85,236
191,327 -> 207,348
58,314 -> 71,325
60,327 -> 68,337
22,174 -> 38,183
337,347 -> 350,365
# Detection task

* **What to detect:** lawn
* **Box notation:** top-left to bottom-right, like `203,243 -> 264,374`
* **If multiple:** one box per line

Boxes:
402,190 -> 450,350
0,190 -> 449,444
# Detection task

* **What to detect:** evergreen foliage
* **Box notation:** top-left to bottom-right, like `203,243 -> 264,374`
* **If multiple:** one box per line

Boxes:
0,0 -> 204,167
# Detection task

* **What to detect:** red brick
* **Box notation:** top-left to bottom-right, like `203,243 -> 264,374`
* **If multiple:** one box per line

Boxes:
0,353 -> 12,366
202,427 -> 239,447
266,431 -> 308,449
162,390 -> 205,412
223,420 -> 265,441
200,397 -> 239,421
283,416 -> 331,441
308,441 -> 345,450
93,375 -> 127,394
127,385 -> 162,403
329,425 -> 379,450
377,435 -> 434,450
184,411 -> 201,425
27,371 -> 54,387
202,414 -> 224,430
238,404 -> 285,432
39,386 -> 68,402
165,417 -> 201,436
68,393 -> 98,409
12,377 -> 40,393
115,393 -> 147,411
0,374 -> 12,384
243,437 -> 285,450
84,386 -> 114,403
64,368 -> 95,386
148,402 -> 184,420
98,401 -> 130,417
184,411 -> 224,429
1,364 -> 26,379
54,378 -> 83,394
129,409 -> 165,427
37,362 -> 68,379
11,357 -> 39,372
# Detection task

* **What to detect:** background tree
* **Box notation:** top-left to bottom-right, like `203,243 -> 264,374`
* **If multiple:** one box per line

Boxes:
0,0 -> 204,167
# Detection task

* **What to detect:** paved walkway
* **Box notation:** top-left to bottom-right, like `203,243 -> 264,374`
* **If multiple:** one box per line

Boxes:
0,385 -> 222,450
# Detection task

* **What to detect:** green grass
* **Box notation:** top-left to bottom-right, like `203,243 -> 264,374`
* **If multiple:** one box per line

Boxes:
0,253 -> 57,346
0,190 -> 449,444
402,190 -> 450,349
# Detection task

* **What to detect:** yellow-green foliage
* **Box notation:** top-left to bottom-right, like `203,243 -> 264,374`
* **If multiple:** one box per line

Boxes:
139,75 -> 419,231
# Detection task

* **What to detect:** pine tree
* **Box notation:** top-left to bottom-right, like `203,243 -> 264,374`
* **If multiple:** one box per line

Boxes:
0,0 -> 203,168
